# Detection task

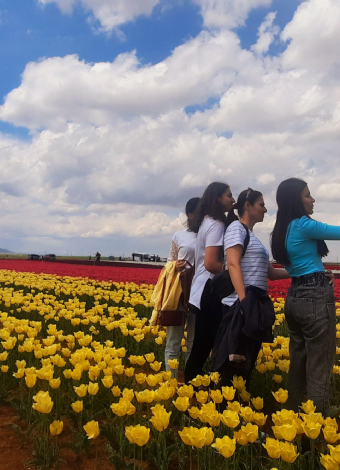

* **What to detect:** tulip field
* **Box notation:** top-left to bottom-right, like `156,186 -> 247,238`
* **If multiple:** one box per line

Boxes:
1,261 -> 340,469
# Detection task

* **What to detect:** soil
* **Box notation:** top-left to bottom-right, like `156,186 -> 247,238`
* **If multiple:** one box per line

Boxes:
0,404 -> 115,470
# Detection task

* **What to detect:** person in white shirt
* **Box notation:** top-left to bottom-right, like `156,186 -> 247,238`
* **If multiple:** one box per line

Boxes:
165,197 -> 200,378
185,182 -> 235,383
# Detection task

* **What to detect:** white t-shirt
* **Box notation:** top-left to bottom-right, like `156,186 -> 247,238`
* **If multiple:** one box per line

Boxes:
167,229 -> 197,265
222,220 -> 269,306
189,217 -> 225,309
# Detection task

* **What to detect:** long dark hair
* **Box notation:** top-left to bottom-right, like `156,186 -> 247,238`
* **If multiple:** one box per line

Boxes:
185,197 -> 200,232
271,178 -> 329,265
191,182 -> 235,233
234,188 -> 263,217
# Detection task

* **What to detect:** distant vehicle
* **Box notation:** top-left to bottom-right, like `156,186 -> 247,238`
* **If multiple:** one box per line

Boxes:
28,254 -> 41,260
132,252 -> 151,261
43,254 -> 56,261
108,256 -> 115,260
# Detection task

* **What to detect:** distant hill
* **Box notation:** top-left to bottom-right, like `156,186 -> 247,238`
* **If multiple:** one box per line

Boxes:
0,248 -> 13,253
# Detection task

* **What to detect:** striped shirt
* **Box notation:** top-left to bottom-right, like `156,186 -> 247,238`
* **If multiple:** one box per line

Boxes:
222,221 -> 269,306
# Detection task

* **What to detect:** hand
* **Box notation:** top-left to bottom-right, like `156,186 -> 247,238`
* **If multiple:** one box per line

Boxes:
175,260 -> 186,272
325,270 -> 335,287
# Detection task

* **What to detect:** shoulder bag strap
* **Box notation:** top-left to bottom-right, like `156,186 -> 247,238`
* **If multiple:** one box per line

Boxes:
240,223 -> 250,257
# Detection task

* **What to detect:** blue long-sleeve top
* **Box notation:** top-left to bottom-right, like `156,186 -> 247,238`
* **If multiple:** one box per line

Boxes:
285,216 -> 340,277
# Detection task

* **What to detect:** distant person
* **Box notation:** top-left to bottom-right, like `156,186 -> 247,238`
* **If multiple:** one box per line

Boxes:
95,251 -> 101,264
271,178 -> 338,416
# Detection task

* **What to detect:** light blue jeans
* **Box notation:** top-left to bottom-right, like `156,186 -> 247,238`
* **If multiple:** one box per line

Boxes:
165,310 -> 196,379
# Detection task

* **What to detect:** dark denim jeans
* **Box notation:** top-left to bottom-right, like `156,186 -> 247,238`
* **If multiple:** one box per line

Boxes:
285,272 -> 336,416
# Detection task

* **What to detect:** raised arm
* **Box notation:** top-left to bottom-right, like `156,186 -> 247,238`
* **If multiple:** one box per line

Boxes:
301,217 -> 340,240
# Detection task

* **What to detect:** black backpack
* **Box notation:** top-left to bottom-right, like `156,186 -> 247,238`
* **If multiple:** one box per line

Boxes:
200,224 -> 250,313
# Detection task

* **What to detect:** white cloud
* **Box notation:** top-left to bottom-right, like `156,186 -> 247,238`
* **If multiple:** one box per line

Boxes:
38,0 -> 159,31
281,0 -> 340,73
194,0 -> 272,29
0,31 -> 247,130
251,11 -> 280,54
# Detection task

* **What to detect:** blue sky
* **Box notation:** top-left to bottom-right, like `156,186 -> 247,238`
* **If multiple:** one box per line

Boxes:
1,0 -> 340,258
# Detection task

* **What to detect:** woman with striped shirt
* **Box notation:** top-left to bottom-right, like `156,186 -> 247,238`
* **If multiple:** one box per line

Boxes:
219,188 -> 289,384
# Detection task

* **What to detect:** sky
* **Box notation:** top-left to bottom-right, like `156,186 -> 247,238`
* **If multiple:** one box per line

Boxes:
1,0 -> 340,260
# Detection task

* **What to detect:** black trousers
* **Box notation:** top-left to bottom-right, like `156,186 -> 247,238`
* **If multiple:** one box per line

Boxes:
184,303 -> 223,384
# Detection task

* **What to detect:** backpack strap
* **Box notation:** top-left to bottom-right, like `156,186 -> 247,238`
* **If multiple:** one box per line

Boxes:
241,223 -> 250,257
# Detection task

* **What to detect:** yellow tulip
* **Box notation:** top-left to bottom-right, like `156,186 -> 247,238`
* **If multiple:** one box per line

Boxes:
204,410 -> 221,427
232,376 -> 246,391
145,353 -> 155,363
279,441 -> 299,463
111,398 -> 136,416
88,382 -> 99,396
263,437 -> 281,459
252,412 -> 267,427
240,389 -> 251,402
74,384 -> 88,397
49,378 -> 61,389
234,429 -> 248,445
135,390 -> 155,403
201,375 -> 211,387
178,426 -> 213,448
320,454 -> 339,470
241,423 -> 258,443
111,386 -> 121,397
71,400 -> 84,413
210,372 -> 220,384
146,375 -> 159,387
251,397 -> 263,410
196,390 -> 208,404
173,396 -> 189,411
50,420 -> 63,436
83,420 -> 100,439
272,388 -> 288,404
125,425 -> 150,446
276,424 -> 297,442
228,401 -> 241,413
210,389 -> 223,403
101,376 -> 113,388
328,445 -> 340,464
303,422 -> 321,440
300,400 -> 316,414
32,391 -> 54,414
273,374 -> 283,383
124,367 -> 135,377
177,384 -> 194,398
323,426 -> 340,444
149,361 -> 162,372
239,406 -> 254,423
25,374 -> 37,388
222,386 -> 236,401
122,388 -> 134,402
212,436 -> 236,458
325,418 -> 339,431
167,359 -> 179,369
150,406 -> 171,432
220,410 -> 240,428
188,406 -> 200,419
135,373 -> 146,384
1,365 -> 9,373
272,409 -> 298,426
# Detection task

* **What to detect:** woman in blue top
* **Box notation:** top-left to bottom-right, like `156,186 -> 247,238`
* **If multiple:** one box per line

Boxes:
271,178 -> 338,416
